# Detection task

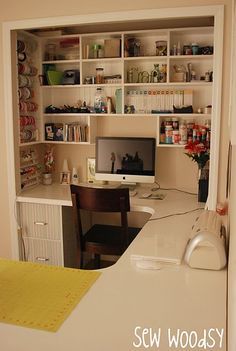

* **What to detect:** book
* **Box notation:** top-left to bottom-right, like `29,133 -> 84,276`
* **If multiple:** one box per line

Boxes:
53,123 -> 64,141
45,123 -> 54,141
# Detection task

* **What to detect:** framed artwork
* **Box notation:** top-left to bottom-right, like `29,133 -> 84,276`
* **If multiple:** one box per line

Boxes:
87,158 -> 96,183
60,171 -> 71,185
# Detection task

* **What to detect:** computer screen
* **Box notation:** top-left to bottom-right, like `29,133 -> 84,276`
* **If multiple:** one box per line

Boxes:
95,136 -> 156,184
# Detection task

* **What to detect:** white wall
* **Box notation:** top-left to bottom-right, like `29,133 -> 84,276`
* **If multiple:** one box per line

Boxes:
228,146 -> 236,350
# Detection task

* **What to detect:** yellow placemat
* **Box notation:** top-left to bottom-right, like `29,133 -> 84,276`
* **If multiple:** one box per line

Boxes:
0,259 -> 101,332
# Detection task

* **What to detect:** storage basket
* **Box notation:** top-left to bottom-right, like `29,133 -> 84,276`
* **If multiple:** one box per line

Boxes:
47,70 -> 63,85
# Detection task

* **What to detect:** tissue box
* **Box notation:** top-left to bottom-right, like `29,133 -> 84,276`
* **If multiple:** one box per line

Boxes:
104,39 -> 121,58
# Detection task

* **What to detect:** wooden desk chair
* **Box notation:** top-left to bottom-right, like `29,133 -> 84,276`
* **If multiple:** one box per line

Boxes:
70,185 -> 140,269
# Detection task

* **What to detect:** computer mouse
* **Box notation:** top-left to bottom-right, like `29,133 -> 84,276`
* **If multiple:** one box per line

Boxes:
135,260 -> 161,270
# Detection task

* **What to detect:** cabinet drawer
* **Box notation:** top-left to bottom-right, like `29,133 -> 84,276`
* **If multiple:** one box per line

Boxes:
20,202 -> 62,240
23,237 -> 63,266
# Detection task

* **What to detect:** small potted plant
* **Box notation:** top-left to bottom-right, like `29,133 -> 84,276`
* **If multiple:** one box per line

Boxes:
184,130 -> 210,202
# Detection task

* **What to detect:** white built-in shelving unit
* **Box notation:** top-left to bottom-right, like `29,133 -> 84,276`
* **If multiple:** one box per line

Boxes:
2,6 -> 224,263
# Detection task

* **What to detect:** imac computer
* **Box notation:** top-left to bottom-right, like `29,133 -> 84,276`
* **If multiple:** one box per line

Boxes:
95,136 -> 156,187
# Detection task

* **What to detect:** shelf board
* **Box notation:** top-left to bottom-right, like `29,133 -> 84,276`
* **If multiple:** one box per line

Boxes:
44,113 -> 92,116
82,57 -> 122,63
43,113 -> 211,118
19,141 -> 41,147
157,144 -> 185,148
42,83 -> 122,88
168,81 -> 212,86
42,84 -> 81,88
157,113 -> 211,118
124,55 -> 167,61
42,59 -> 80,64
44,112 -> 120,117
80,83 -> 122,88
42,82 -> 212,88
124,82 -> 169,86
169,54 -> 213,59
40,33 -> 80,40
41,141 -> 91,145
124,82 -> 212,86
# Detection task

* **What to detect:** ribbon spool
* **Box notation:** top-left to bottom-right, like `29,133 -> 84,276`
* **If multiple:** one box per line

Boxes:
17,40 -> 26,53
18,63 -> 38,76
20,116 -> 36,127
19,87 -> 34,100
18,52 -> 27,62
18,75 -> 33,88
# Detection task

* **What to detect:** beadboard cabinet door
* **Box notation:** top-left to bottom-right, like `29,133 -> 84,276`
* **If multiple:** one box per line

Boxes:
18,202 -> 77,268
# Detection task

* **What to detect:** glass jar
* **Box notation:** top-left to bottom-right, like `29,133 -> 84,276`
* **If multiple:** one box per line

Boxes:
155,41 -> 167,56
172,130 -> 180,144
183,44 -> 192,55
127,38 -> 141,57
165,125 -> 173,144
191,43 -> 199,55
160,121 -> 166,144
45,43 -> 56,61
179,121 -> 187,144
172,117 -> 179,130
96,68 -> 104,84
94,87 -> 107,113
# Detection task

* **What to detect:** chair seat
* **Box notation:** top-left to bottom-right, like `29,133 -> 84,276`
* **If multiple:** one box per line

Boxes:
84,224 -> 140,255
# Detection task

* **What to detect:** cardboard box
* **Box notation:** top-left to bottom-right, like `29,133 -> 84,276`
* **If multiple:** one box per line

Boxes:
104,39 -> 121,58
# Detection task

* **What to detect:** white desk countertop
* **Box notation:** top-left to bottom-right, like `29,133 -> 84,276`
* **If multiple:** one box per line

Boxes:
2,184 -> 226,350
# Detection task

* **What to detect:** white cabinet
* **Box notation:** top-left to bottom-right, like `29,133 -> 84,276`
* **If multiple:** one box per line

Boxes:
18,202 -> 77,267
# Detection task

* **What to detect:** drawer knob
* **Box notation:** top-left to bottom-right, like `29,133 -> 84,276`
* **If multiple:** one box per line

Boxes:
34,221 -> 48,226
36,257 -> 49,262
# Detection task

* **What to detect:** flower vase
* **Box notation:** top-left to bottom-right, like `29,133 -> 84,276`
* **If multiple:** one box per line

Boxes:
198,165 -> 209,202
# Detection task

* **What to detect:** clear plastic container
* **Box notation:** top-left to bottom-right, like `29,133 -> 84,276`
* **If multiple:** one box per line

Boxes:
94,87 -> 107,113
155,41 -> 167,56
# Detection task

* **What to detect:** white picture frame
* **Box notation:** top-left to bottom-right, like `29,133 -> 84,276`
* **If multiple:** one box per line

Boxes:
60,171 -> 71,185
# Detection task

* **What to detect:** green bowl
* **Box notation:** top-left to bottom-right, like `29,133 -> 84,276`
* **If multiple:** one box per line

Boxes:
47,70 -> 63,85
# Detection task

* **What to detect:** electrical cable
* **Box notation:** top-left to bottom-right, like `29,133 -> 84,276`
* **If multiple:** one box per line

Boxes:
151,180 -> 197,195
148,207 -> 203,221
160,188 -> 197,196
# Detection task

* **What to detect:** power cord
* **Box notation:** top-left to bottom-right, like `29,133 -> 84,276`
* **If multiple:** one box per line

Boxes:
151,180 -> 197,195
148,207 -> 203,221
160,188 -> 197,196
